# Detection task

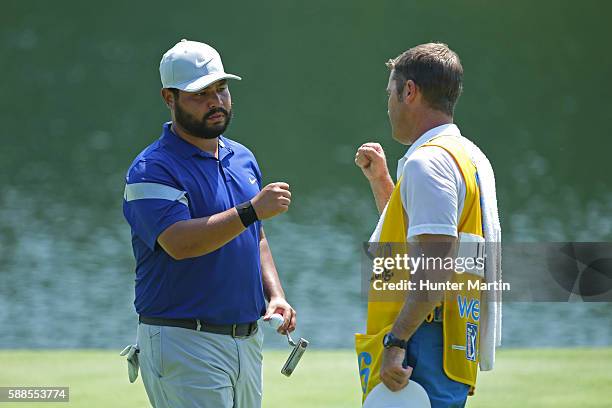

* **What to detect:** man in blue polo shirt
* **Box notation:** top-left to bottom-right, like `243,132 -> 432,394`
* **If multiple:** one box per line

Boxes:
122,39 -> 296,408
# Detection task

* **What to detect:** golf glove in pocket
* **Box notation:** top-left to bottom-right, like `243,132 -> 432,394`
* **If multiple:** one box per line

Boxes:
119,344 -> 140,383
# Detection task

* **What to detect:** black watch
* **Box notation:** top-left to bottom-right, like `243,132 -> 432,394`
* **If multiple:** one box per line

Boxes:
383,332 -> 407,350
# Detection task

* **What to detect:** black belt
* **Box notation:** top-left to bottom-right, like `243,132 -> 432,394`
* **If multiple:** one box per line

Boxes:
139,316 -> 258,338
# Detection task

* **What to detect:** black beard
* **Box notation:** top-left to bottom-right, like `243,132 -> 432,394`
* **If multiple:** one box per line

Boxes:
174,103 -> 232,139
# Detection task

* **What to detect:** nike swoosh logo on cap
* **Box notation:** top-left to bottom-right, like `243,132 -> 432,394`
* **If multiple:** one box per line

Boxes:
195,57 -> 212,69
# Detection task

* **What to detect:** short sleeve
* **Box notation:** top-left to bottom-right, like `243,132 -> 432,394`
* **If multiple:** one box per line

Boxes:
400,146 -> 465,239
123,159 -> 191,250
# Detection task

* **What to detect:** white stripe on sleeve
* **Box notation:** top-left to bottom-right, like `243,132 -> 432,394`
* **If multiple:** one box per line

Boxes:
123,183 -> 188,206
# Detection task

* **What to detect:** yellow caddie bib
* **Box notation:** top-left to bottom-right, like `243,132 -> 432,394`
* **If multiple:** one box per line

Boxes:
355,135 -> 484,402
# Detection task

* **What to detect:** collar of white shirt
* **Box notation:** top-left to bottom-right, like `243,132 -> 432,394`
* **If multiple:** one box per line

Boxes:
396,123 -> 462,181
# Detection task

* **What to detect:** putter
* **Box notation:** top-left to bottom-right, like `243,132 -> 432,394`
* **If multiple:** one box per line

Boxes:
267,313 -> 309,377
280,331 -> 308,377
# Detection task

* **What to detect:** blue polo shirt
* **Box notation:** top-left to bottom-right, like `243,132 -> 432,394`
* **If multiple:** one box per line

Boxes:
123,122 -> 266,324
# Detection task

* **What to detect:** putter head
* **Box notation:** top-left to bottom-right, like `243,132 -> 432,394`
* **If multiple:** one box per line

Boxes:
281,337 -> 308,377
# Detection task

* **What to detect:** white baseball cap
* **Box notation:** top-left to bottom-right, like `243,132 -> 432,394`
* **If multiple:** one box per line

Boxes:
159,39 -> 241,92
363,381 -> 431,408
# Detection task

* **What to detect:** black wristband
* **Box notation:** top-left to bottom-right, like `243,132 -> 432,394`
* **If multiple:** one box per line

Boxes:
236,201 -> 259,228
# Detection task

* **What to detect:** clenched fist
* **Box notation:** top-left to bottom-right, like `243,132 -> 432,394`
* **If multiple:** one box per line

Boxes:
251,182 -> 291,220
355,143 -> 390,182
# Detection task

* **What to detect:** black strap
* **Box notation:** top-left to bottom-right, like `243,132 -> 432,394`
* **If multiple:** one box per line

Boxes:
236,200 -> 259,227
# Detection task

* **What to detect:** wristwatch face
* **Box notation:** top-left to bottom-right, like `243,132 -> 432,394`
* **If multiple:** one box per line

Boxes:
383,333 -> 405,349
383,333 -> 397,348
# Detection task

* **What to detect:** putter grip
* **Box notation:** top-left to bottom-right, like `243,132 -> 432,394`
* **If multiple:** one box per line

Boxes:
268,313 -> 284,330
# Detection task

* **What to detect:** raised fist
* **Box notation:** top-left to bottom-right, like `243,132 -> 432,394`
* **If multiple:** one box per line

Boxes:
251,182 -> 291,220
355,143 -> 390,181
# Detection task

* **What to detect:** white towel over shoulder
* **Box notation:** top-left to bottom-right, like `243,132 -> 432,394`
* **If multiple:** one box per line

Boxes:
456,135 -> 502,371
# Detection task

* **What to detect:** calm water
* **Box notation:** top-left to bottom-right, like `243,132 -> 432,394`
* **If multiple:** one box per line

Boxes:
1,1 -> 611,349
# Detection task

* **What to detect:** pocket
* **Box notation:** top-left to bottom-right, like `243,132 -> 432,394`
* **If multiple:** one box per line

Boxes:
255,322 -> 264,348
148,325 -> 163,378
249,322 -> 264,362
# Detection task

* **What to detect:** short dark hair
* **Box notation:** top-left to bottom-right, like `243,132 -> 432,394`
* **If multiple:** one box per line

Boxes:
386,43 -> 463,116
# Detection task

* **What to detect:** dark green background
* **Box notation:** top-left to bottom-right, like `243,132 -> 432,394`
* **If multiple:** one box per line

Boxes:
1,1 -> 611,348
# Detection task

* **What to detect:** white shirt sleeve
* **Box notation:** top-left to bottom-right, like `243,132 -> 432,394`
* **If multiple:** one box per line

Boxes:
400,146 -> 466,239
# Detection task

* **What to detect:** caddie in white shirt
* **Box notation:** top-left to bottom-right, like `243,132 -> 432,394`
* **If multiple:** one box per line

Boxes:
355,42 -> 500,408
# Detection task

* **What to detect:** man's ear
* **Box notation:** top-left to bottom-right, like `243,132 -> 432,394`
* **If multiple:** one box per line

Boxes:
161,88 -> 175,109
402,80 -> 417,104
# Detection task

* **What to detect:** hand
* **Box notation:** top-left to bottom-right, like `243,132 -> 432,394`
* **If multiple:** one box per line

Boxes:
355,143 -> 390,182
263,297 -> 296,334
251,182 -> 291,220
380,346 -> 413,392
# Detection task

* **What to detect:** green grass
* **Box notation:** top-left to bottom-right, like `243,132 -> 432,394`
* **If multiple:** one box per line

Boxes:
0,348 -> 611,407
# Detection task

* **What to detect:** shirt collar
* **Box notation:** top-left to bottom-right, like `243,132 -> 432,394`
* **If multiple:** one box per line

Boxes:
396,123 -> 461,180
160,121 -> 232,160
